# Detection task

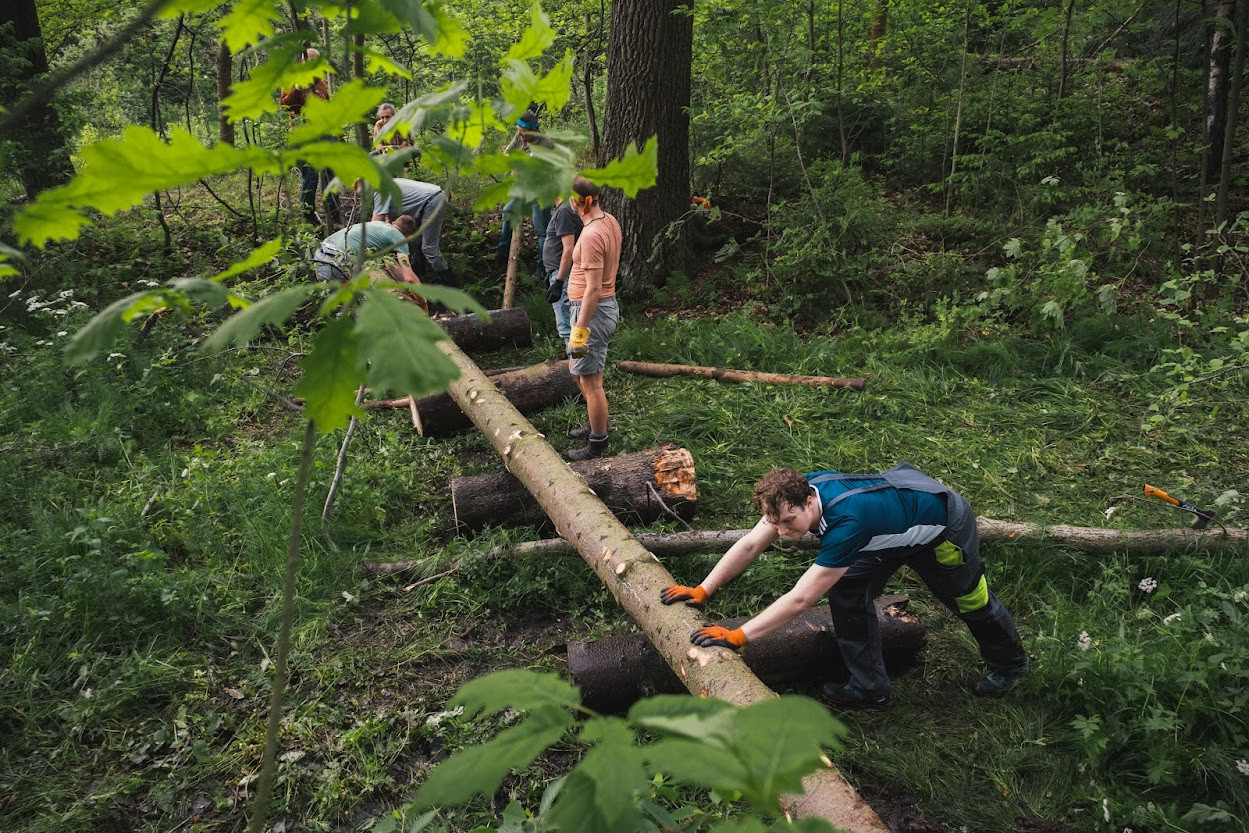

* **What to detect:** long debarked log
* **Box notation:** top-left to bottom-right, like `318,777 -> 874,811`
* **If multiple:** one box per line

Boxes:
435,339 -> 889,831
436,307 -> 533,351
481,520 -> 1249,559
450,445 -> 697,530
570,598 -> 925,714
411,359 -> 579,437
616,360 -> 867,390
364,520 -> 1248,576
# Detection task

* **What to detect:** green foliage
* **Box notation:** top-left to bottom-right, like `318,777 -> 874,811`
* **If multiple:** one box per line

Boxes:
391,671 -> 848,832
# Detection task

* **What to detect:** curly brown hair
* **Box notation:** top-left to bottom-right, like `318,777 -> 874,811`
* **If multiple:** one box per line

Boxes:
753,468 -> 812,519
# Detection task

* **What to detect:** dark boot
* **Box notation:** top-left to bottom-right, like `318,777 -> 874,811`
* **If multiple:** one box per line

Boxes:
566,435 -> 608,461
568,423 -> 592,439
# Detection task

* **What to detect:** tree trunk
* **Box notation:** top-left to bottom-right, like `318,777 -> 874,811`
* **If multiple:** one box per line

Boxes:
410,359 -> 579,437
216,38 -> 234,146
867,0 -> 889,71
1215,0 -> 1248,225
1201,0 -> 1236,195
451,444 -> 697,530
570,599 -> 925,714
0,0 -> 75,198
435,337 -> 890,832
1056,0 -> 1077,105
352,33 -> 368,149
584,6 -> 603,160
616,360 -> 867,390
438,308 -> 533,351
601,0 -> 694,294
501,225 -> 523,309
474,520 -> 1248,560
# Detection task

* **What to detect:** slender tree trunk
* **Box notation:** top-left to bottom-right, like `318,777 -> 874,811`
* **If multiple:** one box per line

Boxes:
868,0 -> 889,71
352,32 -> 368,148
216,38 -> 235,146
0,0 -> 75,198
1057,0 -> 1077,106
947,0 -> 973,215
584,4 -> 604,160
836,0 -> 848,164
615,360 -> 867,389
435,338 -> 890,832
1215,0 -> 1248,225
601,0 -> 694,294
1200,0 -> 1236,214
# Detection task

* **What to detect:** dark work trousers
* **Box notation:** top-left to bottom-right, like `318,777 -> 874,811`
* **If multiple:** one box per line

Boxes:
826,505 -> 1027,698
298,161 -> 341,226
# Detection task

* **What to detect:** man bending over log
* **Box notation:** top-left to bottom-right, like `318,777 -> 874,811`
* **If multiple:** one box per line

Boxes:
661,463 -> 1029,710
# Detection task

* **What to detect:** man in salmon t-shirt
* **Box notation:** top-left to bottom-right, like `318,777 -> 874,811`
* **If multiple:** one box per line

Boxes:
564,176 -> 622,461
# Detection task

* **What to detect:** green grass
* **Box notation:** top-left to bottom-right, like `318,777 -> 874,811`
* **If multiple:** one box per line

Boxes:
2,212 -> 1248,831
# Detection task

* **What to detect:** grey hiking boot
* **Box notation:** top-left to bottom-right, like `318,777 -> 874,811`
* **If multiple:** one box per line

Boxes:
818,682 -> 893,712
973,663 -> 1029,697
568,423 -> 592,440
566,436 -> 608,461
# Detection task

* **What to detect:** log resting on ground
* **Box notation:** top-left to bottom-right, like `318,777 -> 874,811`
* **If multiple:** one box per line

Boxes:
450,445 -> 697,530
479,519 -> 1249,559
435,338 -> 889,831
616,360 -> 867,390
436,307 -> 533,351
569,597 -> 924,714
410,359 -> 579,437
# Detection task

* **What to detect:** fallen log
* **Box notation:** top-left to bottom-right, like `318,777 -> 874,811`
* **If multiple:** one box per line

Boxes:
436,307 -> 533,351
570,597 -> 924,714
616,360 -> 866,390
450,445 -> 697,530
411,359 -> 579,437
364,519 -> 1248,576
435,337 -> 889,831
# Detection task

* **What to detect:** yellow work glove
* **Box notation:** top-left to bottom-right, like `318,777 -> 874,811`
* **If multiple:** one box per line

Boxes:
569,325 -> 591,358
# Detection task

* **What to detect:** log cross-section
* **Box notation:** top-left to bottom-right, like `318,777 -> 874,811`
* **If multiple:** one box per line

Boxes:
435,338 -> 889,832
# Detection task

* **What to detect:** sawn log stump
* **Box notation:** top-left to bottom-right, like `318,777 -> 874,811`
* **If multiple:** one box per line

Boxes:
450,445 -> 697,531
568,596 -> 924,714
410,359 -> 579,437
437,307 -> 533,351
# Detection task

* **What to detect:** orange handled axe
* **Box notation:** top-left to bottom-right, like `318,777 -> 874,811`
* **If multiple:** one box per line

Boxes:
1144,484 -> 1216,529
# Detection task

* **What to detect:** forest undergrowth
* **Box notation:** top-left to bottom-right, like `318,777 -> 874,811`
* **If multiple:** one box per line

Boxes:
2,196 -> 1248,833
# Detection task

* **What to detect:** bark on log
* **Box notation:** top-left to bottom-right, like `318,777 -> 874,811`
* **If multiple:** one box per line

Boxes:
616,360 -> 866,390
412,359 -> 579,437
570,598 -> 925,714
435,338 -> 889,832
438,307 -> 533,351
450,445 -> 697,530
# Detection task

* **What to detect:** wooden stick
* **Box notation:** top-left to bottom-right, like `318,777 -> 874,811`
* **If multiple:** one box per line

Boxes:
501,218 -> 523,309
616,360 -> 867,390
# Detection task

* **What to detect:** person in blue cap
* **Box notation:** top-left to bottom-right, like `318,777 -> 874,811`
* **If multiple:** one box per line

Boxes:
660,463 -> 1029,710
494,109 -> 556,273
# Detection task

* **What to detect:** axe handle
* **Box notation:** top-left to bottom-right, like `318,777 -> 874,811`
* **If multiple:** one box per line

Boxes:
1144,484 -> 1215,519
1144,484 -> 1181,507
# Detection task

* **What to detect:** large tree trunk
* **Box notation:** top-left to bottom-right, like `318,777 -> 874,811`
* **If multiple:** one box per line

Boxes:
437,308 -> 533,351
411,359 -> 579,436
451,445 -> 697,530
0,0 -> 75,198
616,360 -> 867,389
435,338 -> 890,832
1215,0 -> 1248,225
601,0 -> 694,294
216,38 -> 234,146
867,0 -> 889,71
570,598 -> 925,713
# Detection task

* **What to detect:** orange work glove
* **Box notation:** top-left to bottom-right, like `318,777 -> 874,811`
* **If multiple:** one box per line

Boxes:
659,584 -> 709,606
691,624 -> 748,650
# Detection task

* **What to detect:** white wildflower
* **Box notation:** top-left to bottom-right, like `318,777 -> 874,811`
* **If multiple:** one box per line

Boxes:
1138,577 -> 1158,593
1234,590 -> 1247,603
1103,797 -> 1111,823
7,289 -> 20,299
1077,631 -> 1093,652
1162,612 -> 1182,625
1237,759 -> 1249,776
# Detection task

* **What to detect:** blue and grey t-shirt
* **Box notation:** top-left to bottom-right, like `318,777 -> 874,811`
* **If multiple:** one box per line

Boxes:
807,471 -> 948,568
